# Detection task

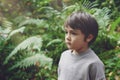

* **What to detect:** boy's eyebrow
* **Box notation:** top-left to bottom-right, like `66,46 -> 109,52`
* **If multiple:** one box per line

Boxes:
64,28 -> 79,32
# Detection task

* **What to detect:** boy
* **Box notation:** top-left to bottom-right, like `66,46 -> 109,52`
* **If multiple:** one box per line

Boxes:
58,11 -> 106,80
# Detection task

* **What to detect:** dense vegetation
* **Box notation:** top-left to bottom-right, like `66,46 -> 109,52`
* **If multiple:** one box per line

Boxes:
0,0 -> 120,80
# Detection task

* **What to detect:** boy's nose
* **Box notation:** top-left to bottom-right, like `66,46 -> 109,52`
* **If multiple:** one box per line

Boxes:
66,34 -> 71,41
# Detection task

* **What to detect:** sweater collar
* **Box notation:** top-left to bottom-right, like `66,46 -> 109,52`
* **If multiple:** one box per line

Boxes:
70,48 -> 92,58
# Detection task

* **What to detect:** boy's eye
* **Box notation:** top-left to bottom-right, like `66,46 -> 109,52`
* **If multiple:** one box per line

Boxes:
64,31 -> 77,35
71,32 -> 77,35
65,31 -> 68,34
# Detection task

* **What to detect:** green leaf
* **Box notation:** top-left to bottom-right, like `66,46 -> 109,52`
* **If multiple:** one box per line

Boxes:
93,7 -> 110,28
110,17 -> 120,33
18,18 -> 46,27
9,53 -> 53,70
4,36 -> 42,64
46,39 -> 62,47
2,19 -> 13,28
7,27 -> 25,40
82,0 -> 98,10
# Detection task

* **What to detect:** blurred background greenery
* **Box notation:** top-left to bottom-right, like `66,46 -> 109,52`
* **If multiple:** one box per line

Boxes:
0,0 -> 120,80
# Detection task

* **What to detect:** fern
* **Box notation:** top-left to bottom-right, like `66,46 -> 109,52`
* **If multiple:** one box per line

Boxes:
7,27 -> 25,40
0,19 -> 13,37
1,19 -> 12,37
18,18 -> 46,27
62,0 -> 98,14
82,0 -> 98,10
2,18 -> 13,28
93,7 -> 110,28
109,17 -> 120,46
46,39 -> 62,47
4,36 -> 42,64
9,53 -> 53,70
111,17 -> 120,33
0,27 -> 11,35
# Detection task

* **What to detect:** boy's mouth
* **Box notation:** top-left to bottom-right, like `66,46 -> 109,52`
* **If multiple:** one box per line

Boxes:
66,42 -> 71,45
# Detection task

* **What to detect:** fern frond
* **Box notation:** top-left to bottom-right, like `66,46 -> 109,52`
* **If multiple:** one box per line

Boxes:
41,7 -> 60,14
46,39 -> 62,47
9,53 -> 53,70
62,5 -> 76,11
110,17 -> 120,33
63,0 -> 98,13
93,7 -> 110,28
18,18 -> 45,27
2,19 -> 13,28
82,0 -> 98,10
1,27 -> 11,35
7,27 -> 25,40
118,40 -> 120,45
0,24 -> 11,35
4,36 -> 42,64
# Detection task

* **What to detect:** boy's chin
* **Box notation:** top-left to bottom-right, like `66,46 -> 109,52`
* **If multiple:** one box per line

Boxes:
66,45 -> 76,50
67,46 -> 74,50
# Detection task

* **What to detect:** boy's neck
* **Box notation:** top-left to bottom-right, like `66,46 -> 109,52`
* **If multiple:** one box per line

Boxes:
72,47 -> 89,55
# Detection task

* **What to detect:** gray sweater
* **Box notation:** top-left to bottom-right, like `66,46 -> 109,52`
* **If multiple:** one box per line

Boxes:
58,48 -> 106,80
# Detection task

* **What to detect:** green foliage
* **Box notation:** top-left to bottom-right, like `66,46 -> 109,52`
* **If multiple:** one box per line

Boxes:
10,53 -> 52,70
95,14 -> 120,80
7,27 -> 25,40
3,35 -> 52,70
110,17 -> 120,33
93,7 -> 110,28
97,0 -> 120,19
46,39 -> 62,47
22,0 -> 52,17
0,18 -> 13,51
62,0 -> 98,14
0,0 -> 120,79
18,18 -> 46,27
99,49 -> 120,80
4,36 -> 43,64
0,15 -> 53,80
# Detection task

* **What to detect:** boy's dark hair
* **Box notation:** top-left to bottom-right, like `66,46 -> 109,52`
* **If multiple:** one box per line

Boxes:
64,11 -> 98,45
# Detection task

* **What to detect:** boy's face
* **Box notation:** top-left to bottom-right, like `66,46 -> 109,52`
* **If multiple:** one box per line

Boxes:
65,26 -> 91,53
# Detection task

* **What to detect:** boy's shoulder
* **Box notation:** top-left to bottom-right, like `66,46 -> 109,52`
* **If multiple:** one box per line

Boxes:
62,49 -> 71,53
61,49 -> 71,55
86,49 -> 104,65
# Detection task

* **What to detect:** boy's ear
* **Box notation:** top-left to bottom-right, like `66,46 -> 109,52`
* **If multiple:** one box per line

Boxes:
86,34 -> 94,42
